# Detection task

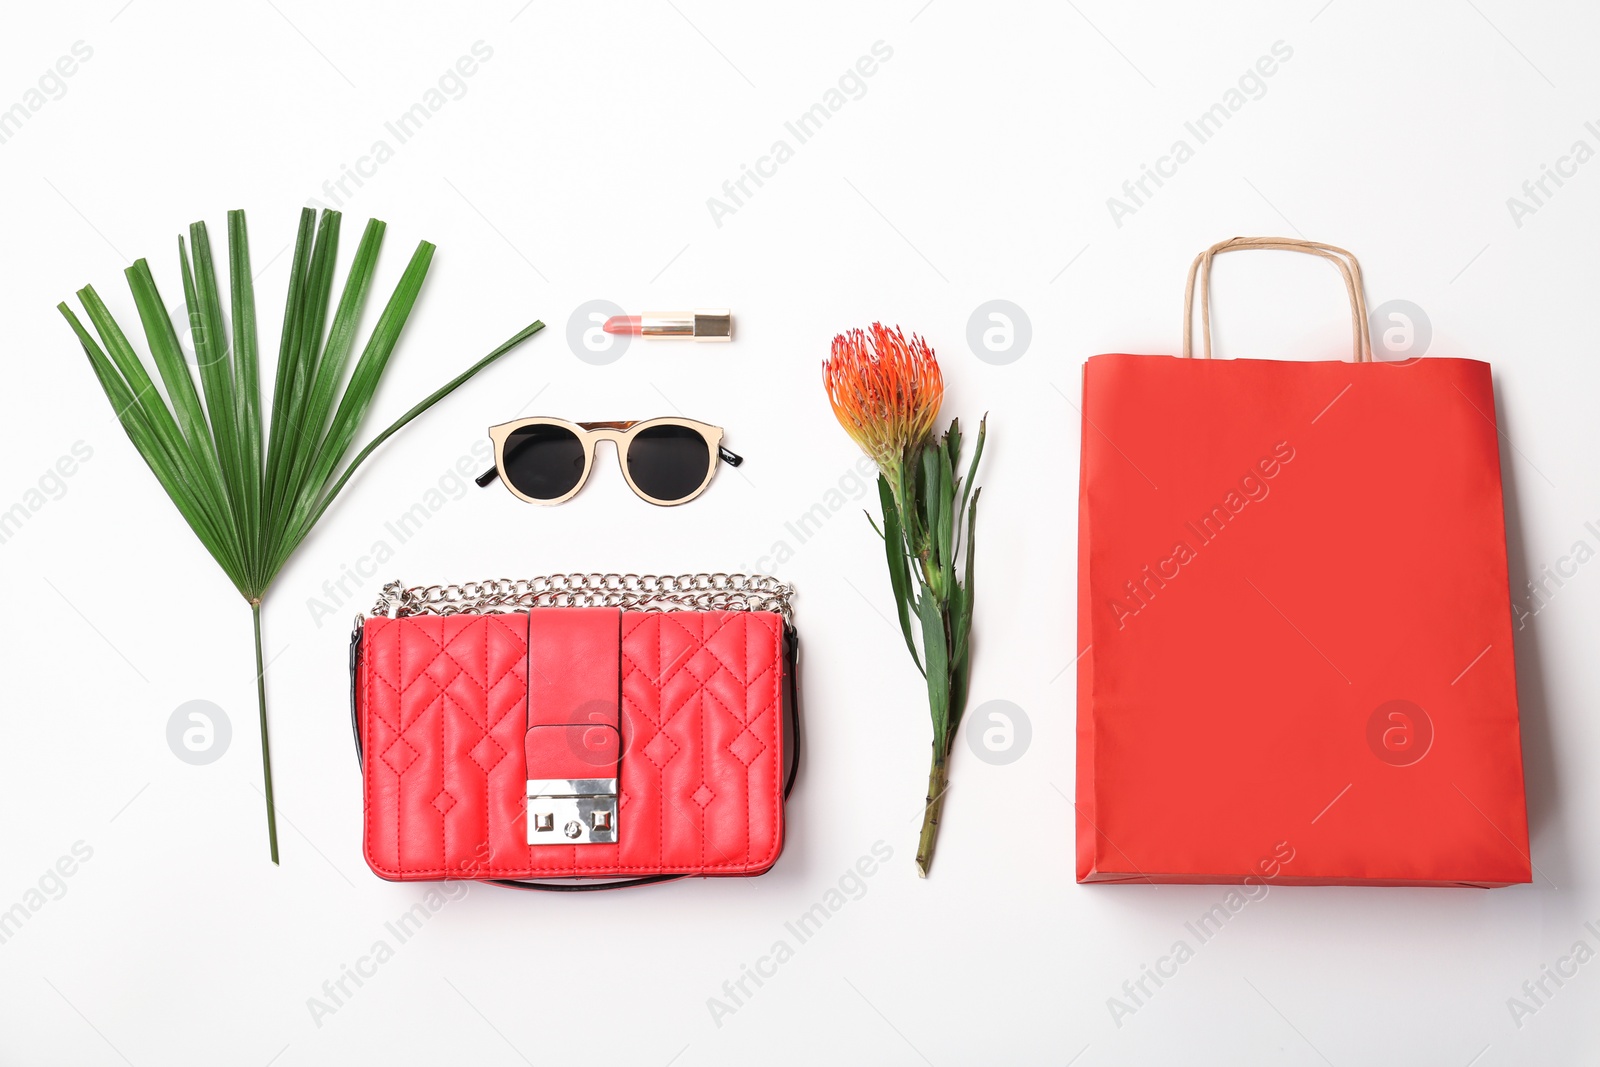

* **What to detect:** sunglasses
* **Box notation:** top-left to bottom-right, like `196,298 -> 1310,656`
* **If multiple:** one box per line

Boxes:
476,417 -> 742,506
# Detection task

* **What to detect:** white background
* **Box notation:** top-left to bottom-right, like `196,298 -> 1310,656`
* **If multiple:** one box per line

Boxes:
1,1 -> 1596,1063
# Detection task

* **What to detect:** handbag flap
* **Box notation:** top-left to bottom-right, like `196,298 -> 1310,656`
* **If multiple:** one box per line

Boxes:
524,607 -> 622,783
359,609 -> 786,880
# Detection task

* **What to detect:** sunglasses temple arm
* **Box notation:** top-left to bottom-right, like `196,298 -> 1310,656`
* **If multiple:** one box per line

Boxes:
475,465 -> 501,487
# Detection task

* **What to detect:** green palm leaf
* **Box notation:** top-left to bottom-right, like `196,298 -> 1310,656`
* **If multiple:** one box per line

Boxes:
59,207 -> 544,864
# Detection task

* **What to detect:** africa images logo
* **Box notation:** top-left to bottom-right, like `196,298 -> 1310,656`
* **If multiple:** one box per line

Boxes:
1104,40 -> 1294,228
1108,441 -> 1295,629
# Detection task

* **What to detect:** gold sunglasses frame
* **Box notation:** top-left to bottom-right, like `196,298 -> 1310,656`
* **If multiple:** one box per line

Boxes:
484,417 -> 728,507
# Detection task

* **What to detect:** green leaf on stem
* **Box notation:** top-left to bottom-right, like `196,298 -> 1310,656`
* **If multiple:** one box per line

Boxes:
918,584 -> 951,749
125,260 -> 234,515
263,208 -> 316,523
180,226 -> 247,533
268,240 -> 435,575
955,415 -> 985,559
937,442 -> 957,596
897,463 -> 922,550
61,304 -> 246,588
276,319 -> 544,558
275,218 -> 385,543
266,210 -> 342,523
877,474 -> 923,675
921,444 -> 943,588
61,208 -> 544,864
949,487 -> 980,734
227,210 -> 264,584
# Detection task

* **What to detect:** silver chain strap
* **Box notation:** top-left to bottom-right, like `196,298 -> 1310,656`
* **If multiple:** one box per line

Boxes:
369,573 -> 794,627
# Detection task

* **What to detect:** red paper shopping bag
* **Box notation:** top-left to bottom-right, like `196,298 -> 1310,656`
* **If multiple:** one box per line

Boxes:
1076,238 -> 1530,887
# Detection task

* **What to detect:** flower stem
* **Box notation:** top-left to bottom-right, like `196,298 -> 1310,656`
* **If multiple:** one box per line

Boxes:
915,747 -> 949,878
252,601 -> 279,865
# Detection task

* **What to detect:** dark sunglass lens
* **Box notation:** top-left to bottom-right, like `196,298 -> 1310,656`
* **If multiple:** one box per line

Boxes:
502,424 -> 586,500
626,425 -> 712,502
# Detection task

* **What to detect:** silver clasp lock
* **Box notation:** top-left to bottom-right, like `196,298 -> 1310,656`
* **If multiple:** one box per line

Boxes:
526,778 -> 618,845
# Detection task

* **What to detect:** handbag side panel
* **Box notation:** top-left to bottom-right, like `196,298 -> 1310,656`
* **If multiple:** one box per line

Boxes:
360,614 -> 532,880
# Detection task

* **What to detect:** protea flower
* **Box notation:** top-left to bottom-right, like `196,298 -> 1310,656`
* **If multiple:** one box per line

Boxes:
823,323 -> 944,499
822,324 -> 984,878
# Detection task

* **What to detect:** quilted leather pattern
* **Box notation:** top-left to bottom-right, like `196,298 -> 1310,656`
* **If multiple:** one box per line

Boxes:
359,610 -> 785,880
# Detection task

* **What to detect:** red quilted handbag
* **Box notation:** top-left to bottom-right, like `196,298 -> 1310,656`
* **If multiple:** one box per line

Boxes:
349,573 -> 798,889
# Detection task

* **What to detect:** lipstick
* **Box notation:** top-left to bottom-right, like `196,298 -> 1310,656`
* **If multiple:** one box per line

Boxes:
602,308 -> 732,341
